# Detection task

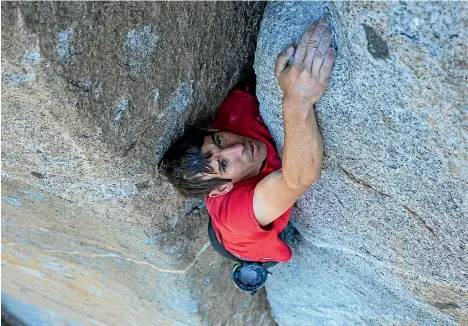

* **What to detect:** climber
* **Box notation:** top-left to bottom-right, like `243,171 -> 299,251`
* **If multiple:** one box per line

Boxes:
159,18 -> 335,267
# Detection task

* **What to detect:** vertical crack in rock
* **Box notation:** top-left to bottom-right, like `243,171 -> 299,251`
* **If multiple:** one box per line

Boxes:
339,165 -> 392,198
340,166 -> 438,238
403,205 -> 437,237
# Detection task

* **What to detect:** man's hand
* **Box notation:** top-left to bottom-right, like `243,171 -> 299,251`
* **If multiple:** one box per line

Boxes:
275,18 -> 336,108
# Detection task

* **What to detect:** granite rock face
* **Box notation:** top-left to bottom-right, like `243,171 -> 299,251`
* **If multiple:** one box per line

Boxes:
255,1 -> 467,325
1,2 -> 277,325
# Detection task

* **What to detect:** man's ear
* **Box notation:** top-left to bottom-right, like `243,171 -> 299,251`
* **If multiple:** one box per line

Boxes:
208,182 -> 234,198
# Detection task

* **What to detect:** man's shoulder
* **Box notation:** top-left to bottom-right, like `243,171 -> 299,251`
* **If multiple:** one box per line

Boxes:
206,174 -> 273,235
206,175 -> 265,215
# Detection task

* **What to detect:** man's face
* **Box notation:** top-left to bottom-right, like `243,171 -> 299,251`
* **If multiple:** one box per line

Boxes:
201,131 -> 267,183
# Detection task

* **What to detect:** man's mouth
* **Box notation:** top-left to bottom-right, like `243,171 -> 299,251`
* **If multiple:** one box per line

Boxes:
249,141 -> 255,160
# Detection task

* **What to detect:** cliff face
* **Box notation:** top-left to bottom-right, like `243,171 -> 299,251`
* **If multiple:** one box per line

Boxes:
1,2 -> 276,325
254,2 -> 467,325
3,2 -> 467,325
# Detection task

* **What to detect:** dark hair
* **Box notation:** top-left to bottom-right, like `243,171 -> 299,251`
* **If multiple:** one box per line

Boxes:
158,126 -> 231,198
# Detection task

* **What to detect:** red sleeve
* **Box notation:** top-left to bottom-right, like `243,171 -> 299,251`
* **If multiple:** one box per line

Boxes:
216,177 -> 272,235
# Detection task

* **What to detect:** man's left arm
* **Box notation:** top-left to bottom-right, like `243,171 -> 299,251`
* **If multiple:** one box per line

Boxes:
253,18 -> 335,227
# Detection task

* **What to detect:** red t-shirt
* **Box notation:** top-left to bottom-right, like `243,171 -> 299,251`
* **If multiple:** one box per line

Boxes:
205,89 -> 293,263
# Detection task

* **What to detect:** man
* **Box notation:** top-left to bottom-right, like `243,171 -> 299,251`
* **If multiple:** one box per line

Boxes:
159,18 -> 335,264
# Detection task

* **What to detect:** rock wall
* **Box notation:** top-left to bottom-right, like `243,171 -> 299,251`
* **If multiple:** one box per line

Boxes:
255,1 -> 466,325
1,2 -> 277,325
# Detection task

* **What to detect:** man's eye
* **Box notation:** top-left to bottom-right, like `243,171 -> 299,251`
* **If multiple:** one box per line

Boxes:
221,161 -> 227,172
216,135 -> 222,146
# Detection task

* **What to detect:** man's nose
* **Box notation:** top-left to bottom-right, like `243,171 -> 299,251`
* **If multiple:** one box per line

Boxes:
221,142 -> 244,157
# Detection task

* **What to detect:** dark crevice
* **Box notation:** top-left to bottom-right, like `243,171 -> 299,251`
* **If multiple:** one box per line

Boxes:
2,306 -> 26,326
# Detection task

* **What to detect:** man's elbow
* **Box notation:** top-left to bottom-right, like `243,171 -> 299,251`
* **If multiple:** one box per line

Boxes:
301,169 -> 321,187
284,169 -> 321,190
301,155 -> 323,186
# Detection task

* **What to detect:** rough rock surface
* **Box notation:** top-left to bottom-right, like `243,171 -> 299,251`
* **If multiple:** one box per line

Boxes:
255,1 -> 467,325
1,2 -> 277,325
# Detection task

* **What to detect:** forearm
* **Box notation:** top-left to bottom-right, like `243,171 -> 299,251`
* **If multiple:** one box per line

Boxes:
274,17 -> 334,189
281,99 -> 323,189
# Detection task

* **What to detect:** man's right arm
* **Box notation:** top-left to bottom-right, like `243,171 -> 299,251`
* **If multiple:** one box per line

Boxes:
253,18 -> 335,227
